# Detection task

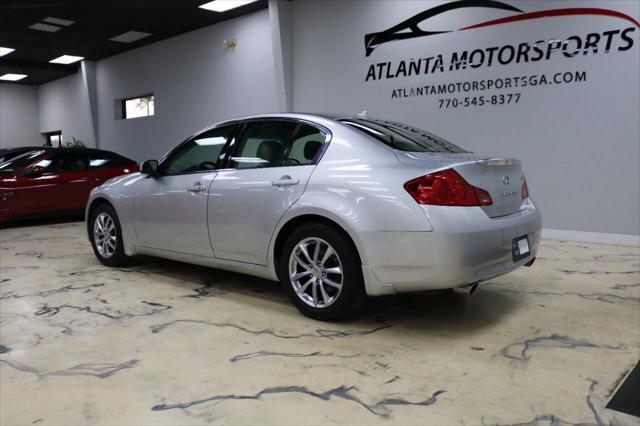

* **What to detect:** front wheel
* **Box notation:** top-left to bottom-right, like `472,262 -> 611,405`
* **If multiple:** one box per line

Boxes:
89,204 -> 131,267
280,223 -> 366,321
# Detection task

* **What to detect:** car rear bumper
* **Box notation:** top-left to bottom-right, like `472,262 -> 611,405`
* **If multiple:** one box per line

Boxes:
355,199 -> 542,295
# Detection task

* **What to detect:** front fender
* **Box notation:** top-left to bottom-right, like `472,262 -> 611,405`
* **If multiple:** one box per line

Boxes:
86,173 -> 145,256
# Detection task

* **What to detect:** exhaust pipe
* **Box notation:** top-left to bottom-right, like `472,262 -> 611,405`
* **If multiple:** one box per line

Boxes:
524,257 -> 536,267
453,283 -> 478,295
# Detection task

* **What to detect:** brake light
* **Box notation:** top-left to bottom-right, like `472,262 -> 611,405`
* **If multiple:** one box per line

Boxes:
404,168 -> 493,206
522,179 -> 529,199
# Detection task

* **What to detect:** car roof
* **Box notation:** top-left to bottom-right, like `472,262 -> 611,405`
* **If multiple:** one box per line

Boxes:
0,146 -> 120,154
180,113 -> 373,146
31,147 -> 129,156
1,146 -> 45,152
215,112 -> 359,125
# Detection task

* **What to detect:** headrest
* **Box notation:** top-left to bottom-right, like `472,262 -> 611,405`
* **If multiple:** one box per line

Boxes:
304,141 -> 322,161
256,140 -> 282,164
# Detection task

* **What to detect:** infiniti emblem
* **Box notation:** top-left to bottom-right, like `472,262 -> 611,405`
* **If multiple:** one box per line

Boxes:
502,176 -> 510,185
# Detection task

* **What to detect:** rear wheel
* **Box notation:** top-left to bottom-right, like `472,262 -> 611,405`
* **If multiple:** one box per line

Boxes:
89,204 -> 131,267
280,223 -> 365,321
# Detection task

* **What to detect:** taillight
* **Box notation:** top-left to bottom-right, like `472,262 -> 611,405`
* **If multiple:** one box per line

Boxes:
522,179 -> 529,199
404,168 -> 493,206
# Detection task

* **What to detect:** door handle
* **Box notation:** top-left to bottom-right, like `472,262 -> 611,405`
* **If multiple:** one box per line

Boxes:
271,176 -> 299,187
187,182 -> 207,193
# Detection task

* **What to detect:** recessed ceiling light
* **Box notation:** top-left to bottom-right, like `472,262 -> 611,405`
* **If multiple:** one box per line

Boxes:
199,0 -> 258,12
43,17 -> 75,26
0,73 -> 27,81
49,55 -> 84,64
29,22 -> 61,32
109,31 -> 152,43
0,47 -> 15,57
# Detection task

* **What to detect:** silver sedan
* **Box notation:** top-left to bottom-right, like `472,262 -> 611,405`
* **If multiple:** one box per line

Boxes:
87,113 -> 542,320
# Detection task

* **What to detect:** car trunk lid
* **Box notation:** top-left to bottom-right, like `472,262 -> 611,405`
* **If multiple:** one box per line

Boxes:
395,152 -> 525,218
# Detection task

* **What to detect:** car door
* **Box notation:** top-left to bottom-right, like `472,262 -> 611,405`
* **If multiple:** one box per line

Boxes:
132,125 -> 234,256
209,120 -> 328,265
16,150 -> 92,215
0,150 -> 46,218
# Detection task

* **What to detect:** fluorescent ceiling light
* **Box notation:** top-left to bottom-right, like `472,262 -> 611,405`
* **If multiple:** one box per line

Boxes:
199,0 -> 258,12
43,17 -> 75,26
50,55 -> 84,64
0,47 -> 15,57
29,22 -> 61,32
0,73 -> 28,81
109,31 -> 152,43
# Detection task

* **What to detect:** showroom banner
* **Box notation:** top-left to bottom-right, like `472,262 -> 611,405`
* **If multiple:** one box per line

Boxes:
290,0 -> 640,235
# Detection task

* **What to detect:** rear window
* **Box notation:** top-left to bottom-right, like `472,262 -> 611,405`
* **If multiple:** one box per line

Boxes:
90,151 -> 134,168
339,118 -> 469,153
0,150 -> 45,173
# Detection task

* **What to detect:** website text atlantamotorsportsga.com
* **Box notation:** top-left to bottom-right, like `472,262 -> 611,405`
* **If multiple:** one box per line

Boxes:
391,70 -> 587,99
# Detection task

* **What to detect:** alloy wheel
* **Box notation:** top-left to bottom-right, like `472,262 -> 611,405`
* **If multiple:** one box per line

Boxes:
93,212 -> 117,258
288,237 -> 343,308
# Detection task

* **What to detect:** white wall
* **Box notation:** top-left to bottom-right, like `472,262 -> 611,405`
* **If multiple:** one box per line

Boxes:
289,0 -> 640,236
38,72 -> 95,147
0,83 -> 41,148
95,8 -> 280,162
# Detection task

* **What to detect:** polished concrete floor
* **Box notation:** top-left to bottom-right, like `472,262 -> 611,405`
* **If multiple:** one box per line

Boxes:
1,221 -> 639,425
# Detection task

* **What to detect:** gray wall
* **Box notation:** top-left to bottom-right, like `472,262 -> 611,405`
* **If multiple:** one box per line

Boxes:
3,1 -> 638,236
35,9 -> 277,159
38,71 -> 96,147
95,8 -> 279,162
289,0 -> 640,235
0,83 -> 41,148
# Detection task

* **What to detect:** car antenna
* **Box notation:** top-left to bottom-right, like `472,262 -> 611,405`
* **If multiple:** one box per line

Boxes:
357,110 -> 370,118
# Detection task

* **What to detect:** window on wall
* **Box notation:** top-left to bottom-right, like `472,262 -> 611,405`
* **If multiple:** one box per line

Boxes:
44,131 -> 62,147
122,94 -> 154,119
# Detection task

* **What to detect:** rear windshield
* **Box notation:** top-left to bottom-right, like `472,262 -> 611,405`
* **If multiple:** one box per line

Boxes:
0,150 -> 45,173
89,151 -> 135,168
339,118 -> 469,153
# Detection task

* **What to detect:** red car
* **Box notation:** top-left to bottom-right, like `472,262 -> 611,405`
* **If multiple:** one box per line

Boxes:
0,148 -> 138,222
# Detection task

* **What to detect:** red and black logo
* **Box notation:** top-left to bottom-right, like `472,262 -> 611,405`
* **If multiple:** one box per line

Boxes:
365,0 -> 640,56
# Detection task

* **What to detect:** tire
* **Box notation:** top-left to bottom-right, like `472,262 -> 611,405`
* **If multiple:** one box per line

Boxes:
89,204 -> 131,267
279,223 -> 366,321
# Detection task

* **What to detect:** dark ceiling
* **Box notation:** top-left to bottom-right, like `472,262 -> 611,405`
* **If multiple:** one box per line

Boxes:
0,0 -> 268,86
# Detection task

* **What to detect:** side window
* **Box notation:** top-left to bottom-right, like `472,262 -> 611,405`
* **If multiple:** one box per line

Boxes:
32,152 -> 89,174
229,121 -> 298,169
284,124 -> 326,166
162,126 -> 233,175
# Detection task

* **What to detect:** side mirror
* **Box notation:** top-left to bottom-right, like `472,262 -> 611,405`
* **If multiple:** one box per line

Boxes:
24,165 -> 45,178
140,159 -> 159,176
